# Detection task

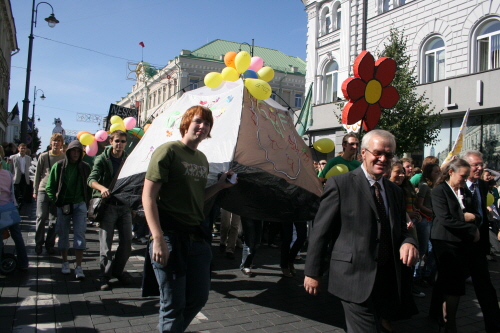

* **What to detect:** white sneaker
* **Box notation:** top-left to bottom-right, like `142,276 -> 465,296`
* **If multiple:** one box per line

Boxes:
75,266 -> 85,280
139,237 -> 148,244
61,262 -> 71,275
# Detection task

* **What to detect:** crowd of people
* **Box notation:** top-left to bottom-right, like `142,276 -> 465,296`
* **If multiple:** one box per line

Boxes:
2,107 -> 500,333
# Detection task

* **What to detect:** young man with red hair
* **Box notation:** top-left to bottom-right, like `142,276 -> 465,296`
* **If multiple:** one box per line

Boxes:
143,105 -> 235,332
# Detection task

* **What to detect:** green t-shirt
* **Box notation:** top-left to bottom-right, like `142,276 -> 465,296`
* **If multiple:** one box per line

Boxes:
318,155 -> 361,178
145,141 -> 209,227
410,173 -> 422,188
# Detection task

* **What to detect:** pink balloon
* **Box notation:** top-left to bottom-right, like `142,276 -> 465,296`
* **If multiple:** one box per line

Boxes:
94,130 -> 108,142
123,117 -> 137,131
86,140 -> 98,157
248,57 -> 264,72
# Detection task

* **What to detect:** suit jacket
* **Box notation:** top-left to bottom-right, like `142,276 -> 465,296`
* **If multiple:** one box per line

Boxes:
430,182 -> 480,244
475,179 -> 492,255
304,166 -> 417,304
10,154 -> 32,185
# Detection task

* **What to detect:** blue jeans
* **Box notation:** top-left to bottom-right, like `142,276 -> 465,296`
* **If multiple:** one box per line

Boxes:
414,217 -> 431,279
55,202 -> 87,250
240,218 -> 263,269
1,222 -> 29,269
150,234 -> 212,332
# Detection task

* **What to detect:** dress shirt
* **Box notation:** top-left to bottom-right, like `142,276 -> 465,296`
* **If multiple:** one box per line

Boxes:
18,153 -> 26,174
361,164 -> 389,214
466,179 -> 483,220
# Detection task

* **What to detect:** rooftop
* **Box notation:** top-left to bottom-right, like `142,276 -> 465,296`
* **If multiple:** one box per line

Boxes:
181,39 -> 306,75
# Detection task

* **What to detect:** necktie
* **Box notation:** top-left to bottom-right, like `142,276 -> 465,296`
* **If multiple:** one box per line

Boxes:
470,183 -> 483,224
373,182 -> 392,264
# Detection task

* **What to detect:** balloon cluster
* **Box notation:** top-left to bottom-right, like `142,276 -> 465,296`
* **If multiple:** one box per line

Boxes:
77,116 -> 137,157
204,51 -> 275,100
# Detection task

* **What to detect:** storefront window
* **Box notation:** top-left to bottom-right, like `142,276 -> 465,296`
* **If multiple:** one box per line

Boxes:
424,114 -> 500,168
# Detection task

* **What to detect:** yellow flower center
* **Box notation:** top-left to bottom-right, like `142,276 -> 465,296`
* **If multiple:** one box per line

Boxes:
365,79 -> 382,105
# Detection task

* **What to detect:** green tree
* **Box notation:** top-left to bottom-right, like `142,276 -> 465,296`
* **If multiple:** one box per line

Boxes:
31,128 -> 42,154
377,28 -> 442,155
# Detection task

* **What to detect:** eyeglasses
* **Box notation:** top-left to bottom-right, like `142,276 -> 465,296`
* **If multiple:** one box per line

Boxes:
114,140 -> 126,143
319,162 -> 327,165
343,142 -> 359,146
364,148 -> 394,160
470,163 -> 484,168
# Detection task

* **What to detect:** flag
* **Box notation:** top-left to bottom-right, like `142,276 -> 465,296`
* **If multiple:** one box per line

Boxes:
295,83 -> 313,136
9,102 -> 19,120
442,108 -> 470,166
139,42 -> 145,47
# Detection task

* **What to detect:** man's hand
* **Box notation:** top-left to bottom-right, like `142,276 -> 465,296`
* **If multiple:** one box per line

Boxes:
152,236 -> 170,266
400,243 -> 419,267
218,170 -> 237,189
304,276 -> 321,296
33,193 -> 37,200
100,188 -> 111,198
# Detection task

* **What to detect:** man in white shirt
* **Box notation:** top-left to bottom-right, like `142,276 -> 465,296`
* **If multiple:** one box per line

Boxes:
11,143 -> 32,203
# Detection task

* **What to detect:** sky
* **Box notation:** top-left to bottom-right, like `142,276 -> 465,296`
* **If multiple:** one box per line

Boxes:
9,0 -> 308,150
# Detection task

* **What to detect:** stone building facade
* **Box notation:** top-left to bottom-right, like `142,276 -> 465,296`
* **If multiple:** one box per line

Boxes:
0,0 -> 18,142
116,39 -> 306,126
303,0 -> 500,167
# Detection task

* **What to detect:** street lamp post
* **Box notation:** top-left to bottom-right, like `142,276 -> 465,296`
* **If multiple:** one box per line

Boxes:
20,0 -> 59,145
30,86 -> 45,150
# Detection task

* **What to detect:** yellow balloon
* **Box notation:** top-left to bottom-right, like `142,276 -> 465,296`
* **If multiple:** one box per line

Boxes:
204,72 -> 223,88
313,138 -> 335,153
221,67 -> 239,82
110,115 -> 123,125
110,122 -> 126,133
257,66 -> 274,82
324,164 -> 349,179
487,192 -> 494,207
79,133 -> 95,146
235,51 -> 251,73
244,79 -> 272,100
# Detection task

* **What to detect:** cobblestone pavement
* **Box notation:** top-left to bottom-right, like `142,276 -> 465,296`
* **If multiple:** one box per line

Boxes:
1,203 -> 499,332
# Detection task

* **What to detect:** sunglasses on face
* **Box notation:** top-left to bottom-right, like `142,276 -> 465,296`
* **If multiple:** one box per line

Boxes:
319,162 -> 327,165
344,142 -> 359,146
114,140 -> 126,143
365,148 -> 394,160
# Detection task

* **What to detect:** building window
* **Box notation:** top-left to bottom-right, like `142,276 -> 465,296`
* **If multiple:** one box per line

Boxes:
271,90 -> 277,100
335,4 -> 341,30
295,94 -> 303,108
324,61 -> 338,103
399,0 -> 405,5
424,37 -> 445,83
189,78 -> 198,90
382,0 -> 390,12
320,7 -> 332,36
476,19 -> 500,72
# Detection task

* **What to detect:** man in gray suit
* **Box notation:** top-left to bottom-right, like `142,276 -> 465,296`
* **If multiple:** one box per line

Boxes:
304,129 -> 418,332
11,143 -> 32,203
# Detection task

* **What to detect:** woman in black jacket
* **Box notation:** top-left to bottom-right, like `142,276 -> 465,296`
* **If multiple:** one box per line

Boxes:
429,158 -> 480,333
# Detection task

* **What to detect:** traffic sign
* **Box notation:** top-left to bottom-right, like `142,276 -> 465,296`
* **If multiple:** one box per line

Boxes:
26,134 -> 32,144
28,121 -> 33,133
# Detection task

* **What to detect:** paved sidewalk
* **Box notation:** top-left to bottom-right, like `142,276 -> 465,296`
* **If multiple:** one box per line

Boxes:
1,204 -> 499,332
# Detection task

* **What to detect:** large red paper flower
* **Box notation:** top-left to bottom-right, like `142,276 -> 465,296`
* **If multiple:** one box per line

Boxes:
341,51 -> 399,131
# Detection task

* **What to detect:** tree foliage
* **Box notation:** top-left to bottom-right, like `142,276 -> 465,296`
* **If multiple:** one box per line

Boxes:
377,28 -> 442,155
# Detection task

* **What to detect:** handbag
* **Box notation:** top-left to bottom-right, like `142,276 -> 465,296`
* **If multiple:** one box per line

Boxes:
87,197 -> 105,221
87,157 -> 125,222
0,202 -> 21,229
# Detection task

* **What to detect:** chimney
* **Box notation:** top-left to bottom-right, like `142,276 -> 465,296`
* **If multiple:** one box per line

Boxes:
180,50 -> 191,55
